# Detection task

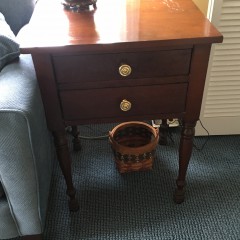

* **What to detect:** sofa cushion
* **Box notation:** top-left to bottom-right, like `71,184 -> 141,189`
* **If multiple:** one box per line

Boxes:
0,12 -> 20,72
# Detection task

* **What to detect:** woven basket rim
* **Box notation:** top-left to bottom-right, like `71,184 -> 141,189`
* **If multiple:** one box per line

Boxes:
109,121 -> 159,154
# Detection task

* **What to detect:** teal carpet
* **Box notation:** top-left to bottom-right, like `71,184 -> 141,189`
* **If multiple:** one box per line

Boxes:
43,124 -> 240,240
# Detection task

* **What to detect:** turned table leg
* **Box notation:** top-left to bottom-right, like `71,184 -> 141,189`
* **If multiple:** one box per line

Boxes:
53,131 -> 79,211
71,125 -> 82,151
174,122 -> 196,204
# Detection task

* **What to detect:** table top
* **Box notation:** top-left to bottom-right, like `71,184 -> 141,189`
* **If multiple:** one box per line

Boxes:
18,0 -> 223,53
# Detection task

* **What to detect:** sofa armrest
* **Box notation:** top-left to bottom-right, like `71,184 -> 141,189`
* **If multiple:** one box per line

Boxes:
0,112 -> 44,237
0,55 -> 54,238
0,55 -> 37,108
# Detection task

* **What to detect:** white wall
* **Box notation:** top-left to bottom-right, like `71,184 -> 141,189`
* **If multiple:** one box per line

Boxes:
192,0 -> 209,16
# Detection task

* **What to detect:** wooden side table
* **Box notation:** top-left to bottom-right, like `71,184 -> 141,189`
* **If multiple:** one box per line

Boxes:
19,0 -> 223,211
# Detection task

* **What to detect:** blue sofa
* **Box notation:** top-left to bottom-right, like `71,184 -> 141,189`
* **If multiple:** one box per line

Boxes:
0,0 -> 54,239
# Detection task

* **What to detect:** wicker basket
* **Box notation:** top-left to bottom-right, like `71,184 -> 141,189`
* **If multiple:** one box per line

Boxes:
109,121 -> 159,173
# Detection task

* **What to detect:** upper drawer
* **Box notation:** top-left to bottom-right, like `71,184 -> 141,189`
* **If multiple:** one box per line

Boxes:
53,49 -> 192,83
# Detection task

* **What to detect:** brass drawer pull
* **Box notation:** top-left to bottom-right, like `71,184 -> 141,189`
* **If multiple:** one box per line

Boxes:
119,64 -> 132,77
120,99 -> 131,111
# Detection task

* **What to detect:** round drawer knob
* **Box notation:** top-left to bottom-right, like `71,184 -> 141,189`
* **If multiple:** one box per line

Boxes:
120,99 -> 132,111
119,64 -> 132,77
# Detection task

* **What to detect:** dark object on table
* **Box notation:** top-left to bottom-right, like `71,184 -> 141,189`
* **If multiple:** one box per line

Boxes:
62,0 -> 97,11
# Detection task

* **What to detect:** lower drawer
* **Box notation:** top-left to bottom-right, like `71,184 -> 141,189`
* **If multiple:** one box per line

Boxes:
59,83 -> 188,121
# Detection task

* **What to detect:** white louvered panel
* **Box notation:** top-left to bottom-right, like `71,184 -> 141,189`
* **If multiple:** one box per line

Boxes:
221,32 -> 240,38
209,75 -> 239,81
196,0 -> 240,135
219,38 -> 240,44
220,15 -> 240,21
222,7 -> 240,14
209,80 -> 240,85
212,59 -> 240,67
213,55 -> 240,61
215,45 -> 240,51
209,70 -> 240,77
222,0 -> 240,8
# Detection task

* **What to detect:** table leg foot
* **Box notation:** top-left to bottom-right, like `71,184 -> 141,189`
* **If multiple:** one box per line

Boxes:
67,188 -> 79,212
174,190 -> 185,204
173,180 -> 186,204
174,121 -> 196,204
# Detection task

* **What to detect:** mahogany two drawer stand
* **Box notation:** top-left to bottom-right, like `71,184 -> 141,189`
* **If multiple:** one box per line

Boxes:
19,0 -> 223,211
